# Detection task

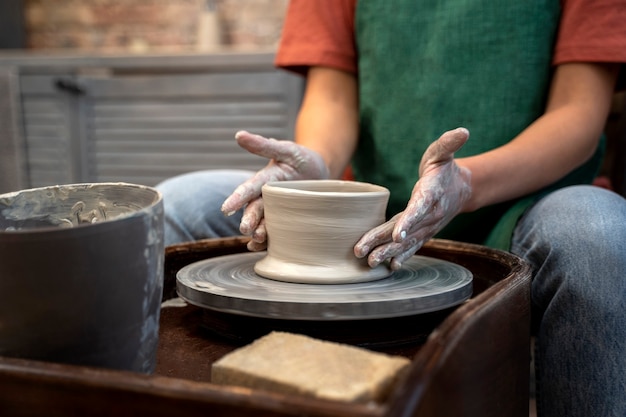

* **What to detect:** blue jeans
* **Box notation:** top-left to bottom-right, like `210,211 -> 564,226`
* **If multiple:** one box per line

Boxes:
511,185 -> 626,417
156,170 -> 252,245
157,172 -> 626,417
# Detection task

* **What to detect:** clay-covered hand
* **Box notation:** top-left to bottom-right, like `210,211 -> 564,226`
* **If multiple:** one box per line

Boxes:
221,131 -> 330,250
354,128 -> 472,270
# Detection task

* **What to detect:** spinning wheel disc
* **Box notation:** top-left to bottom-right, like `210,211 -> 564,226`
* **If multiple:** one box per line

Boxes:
177,253 -> 472,320
176,252 -> 472,321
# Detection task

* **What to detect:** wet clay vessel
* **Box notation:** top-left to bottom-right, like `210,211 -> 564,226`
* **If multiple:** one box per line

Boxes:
254,180 -> 391,284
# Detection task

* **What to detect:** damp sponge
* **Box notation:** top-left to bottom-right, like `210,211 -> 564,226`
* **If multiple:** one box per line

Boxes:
211,331 -> 411,403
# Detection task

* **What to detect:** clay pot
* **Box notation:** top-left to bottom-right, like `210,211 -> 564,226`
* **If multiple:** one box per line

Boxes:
254,180 -> 391,284
0,183 -> 164,373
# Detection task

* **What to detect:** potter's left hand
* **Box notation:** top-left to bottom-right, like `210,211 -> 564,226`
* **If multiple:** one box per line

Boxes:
354,128 -> 472,270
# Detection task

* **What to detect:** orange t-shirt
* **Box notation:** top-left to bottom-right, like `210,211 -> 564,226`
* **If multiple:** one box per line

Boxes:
275,0 -> 357,75
553,0 -> 626,66
276,0 -> 626,75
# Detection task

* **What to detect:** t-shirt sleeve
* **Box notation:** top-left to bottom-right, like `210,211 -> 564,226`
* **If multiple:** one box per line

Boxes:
553,0 -> 626,66
275,0 -> 357,76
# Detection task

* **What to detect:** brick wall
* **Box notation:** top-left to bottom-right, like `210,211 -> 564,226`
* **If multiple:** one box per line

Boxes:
24,0 -> 288,51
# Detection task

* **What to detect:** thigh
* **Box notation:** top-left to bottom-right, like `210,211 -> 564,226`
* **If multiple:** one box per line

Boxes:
512,185 -> 626,316
156,169 -> 254,245
511,185 -> 626,416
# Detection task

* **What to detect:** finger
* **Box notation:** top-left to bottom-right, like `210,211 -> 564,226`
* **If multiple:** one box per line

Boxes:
422,127 -> 469,166
247,239 -> 267,252
389,241 -> 424,270
239,197 -> 264,236
236,131 -> 301,162
237,131 -> 330,179
221,131 -> 287,215
354,216 -> 398,258
221,181 -> 256,215
234,131 -> 276,159
367,233 -> 421,267
369,227 -> 432,267
251,219 -> 267,244
248,218 -> 267,251
367,241 -> 404,267
221,166 -> 280,215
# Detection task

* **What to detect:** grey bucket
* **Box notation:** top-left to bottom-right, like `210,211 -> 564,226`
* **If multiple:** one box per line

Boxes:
0,182 -> 164,374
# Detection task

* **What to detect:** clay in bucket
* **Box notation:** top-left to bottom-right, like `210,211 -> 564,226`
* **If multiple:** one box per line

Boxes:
0,182 -> 164,373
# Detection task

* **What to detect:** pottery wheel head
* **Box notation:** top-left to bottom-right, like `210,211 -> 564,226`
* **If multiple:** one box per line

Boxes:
176,252 -> 473,321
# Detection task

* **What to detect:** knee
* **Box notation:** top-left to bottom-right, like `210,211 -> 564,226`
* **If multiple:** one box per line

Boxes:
520,186 -> 626,252
514,186 -> 626,315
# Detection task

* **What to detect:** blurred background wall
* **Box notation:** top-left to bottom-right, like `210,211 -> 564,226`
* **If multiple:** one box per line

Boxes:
18,0 -> 288,51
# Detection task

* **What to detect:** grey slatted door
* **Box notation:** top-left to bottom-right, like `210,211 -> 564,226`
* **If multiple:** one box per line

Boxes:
81,70 -> 302,186
19,74 -> 86,188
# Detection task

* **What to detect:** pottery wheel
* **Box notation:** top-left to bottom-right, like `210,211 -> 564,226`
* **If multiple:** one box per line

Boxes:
176,252 -> 472,321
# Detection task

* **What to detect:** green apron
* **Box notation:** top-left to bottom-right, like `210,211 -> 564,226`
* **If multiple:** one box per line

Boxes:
353,0 -> 604,250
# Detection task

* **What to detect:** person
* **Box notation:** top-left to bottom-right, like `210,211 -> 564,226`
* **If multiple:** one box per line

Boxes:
156,1 -> 626,415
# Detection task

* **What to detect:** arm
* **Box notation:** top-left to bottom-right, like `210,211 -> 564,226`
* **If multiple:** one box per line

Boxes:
459,62 -> 620,212
357,61 -> 620,269
295,66 -> 360,179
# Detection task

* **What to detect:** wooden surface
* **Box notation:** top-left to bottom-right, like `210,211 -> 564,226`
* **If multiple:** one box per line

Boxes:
0,237 -> 532,417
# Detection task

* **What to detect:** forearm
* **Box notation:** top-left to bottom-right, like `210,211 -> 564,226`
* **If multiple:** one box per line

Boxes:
294,67 -> 360,179
459,62 -> 620,212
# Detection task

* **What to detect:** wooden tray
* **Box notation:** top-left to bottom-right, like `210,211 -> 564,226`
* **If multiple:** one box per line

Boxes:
0,237 -> 531,417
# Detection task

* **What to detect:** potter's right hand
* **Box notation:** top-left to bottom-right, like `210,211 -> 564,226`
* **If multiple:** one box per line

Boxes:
221,131 -> 329,251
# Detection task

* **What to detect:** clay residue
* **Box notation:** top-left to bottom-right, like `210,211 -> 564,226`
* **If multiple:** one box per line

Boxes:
0,183 -> 159,231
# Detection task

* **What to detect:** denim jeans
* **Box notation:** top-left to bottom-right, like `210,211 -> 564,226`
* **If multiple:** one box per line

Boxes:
511,185 -> 626,417
157,171 -> 626,417
156,170 -> 253,246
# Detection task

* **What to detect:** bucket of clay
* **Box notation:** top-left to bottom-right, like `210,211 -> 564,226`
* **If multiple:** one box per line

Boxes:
0,182 -> 164,373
